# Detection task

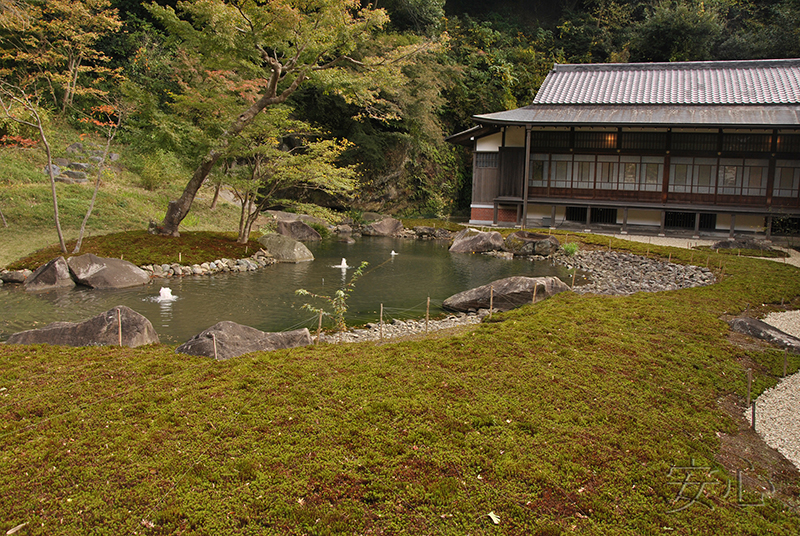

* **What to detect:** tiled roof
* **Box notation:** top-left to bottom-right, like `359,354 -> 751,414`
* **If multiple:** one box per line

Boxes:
533,59 -> 800,105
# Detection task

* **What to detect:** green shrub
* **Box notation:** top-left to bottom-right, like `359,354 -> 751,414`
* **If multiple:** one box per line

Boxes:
562,242 -> 579,256
130,149 -> 186,191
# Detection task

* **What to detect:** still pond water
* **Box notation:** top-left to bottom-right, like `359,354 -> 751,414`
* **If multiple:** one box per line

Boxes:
1,236 -> 578,344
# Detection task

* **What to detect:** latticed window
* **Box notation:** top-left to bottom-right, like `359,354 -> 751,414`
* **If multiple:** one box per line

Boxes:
621,132 -> 667,151
672,133 -> 717,152
597,157 -> 618,190
528,154 -> 549,187
722,133 -> 771,152
475,152 -> 498,168
774,161 -> 800,198
575,131 -> 617,150
777,134 -> 800,154
572,156 -> 595,189
692,159 -> 717,194
530,131 -> 570,150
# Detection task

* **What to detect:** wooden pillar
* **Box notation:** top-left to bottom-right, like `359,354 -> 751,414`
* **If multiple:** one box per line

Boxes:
621,207 -> 628,234
693,212 -> 701,238
550,205 -> 556,229
521,126 -> 532,227
585,206 -> 592,229
659,210 -> 666,236
766,129 -> 777,208
493,202 -> 498,225
729,213 -> 736,240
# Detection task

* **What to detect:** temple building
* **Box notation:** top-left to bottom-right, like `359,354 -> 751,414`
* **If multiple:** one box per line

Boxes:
448,59 -> 800,238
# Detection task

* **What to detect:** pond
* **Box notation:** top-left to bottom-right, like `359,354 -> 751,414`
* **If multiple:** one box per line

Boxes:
0,236 -> 579,344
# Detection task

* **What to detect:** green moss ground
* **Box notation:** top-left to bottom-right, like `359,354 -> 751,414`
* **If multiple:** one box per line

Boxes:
2,238 -> 800,534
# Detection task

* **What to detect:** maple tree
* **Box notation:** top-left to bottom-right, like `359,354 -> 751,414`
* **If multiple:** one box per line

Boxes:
0,0 -> 123,112
145,0 -> 417,237
222,105 -> 357,243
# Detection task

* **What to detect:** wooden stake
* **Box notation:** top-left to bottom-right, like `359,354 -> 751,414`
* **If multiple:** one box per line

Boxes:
668,253 -> 672,263
179,252 -> 182,263
117,308 -> 122,347
317,310 -> 323,345
489,286 -> 494,319
572,269 -> 577,289
425,297 -> 430,334
706,256 -> 709,268
751,401 -> 756,430
212,334 -> 218,359
380,304 -> 384,341
532,284 -> 538,304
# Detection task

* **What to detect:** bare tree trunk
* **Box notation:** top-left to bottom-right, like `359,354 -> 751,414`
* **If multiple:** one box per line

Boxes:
158,63 -> 307,237
210,180 -> 221,210
237,192 -> 251,243
41,127 -> 67,253
73,113 -> 120,254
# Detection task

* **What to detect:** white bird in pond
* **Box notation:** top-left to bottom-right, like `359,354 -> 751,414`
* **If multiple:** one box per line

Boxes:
390,250 -> 399,256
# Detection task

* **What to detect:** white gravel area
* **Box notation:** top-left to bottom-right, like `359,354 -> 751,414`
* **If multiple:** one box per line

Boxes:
750,310 -> 800,471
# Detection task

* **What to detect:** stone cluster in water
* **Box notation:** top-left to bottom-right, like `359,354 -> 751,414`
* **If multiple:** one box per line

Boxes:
139,249 -> 275,278
553,250 -> 716,295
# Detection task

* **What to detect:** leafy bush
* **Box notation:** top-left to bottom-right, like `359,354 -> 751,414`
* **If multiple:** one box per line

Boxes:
129,149 -> 186,191
563,242 -> 579,256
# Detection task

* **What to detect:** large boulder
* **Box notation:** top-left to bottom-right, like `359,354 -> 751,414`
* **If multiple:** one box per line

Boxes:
176,321 -> 312,359
5,306 -> 159,347
443,276 -> 571,313
729,317 -> 800,353
362,217 -> 403,237
277,219 -> 321,241
1,269 -> 32,284
67,253 -> 150,289
504,231 -> 561,256
449,228 -> 504,254
24,257 -> 75,291
257,233 -> 314,263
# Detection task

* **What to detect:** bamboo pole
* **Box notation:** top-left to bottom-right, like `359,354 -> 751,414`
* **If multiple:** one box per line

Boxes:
212,334 -> 218,359
317,311 -> 323,345
532,284 -> 538,304
117,308 -> 122,347
489,286 -> 494,319
380,304 -> 384,341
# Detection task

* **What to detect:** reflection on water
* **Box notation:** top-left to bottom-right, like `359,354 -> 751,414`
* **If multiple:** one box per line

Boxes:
1,236 -> 578,344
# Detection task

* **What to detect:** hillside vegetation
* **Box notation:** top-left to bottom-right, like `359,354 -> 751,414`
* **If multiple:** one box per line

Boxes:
1,236 -> 799,534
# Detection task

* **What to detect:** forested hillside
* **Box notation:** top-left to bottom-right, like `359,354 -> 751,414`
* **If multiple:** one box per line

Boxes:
2,0 -> 799,224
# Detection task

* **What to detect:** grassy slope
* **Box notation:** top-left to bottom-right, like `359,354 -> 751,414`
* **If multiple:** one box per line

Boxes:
0,128 -> 244,269
1,239 -> 800,535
